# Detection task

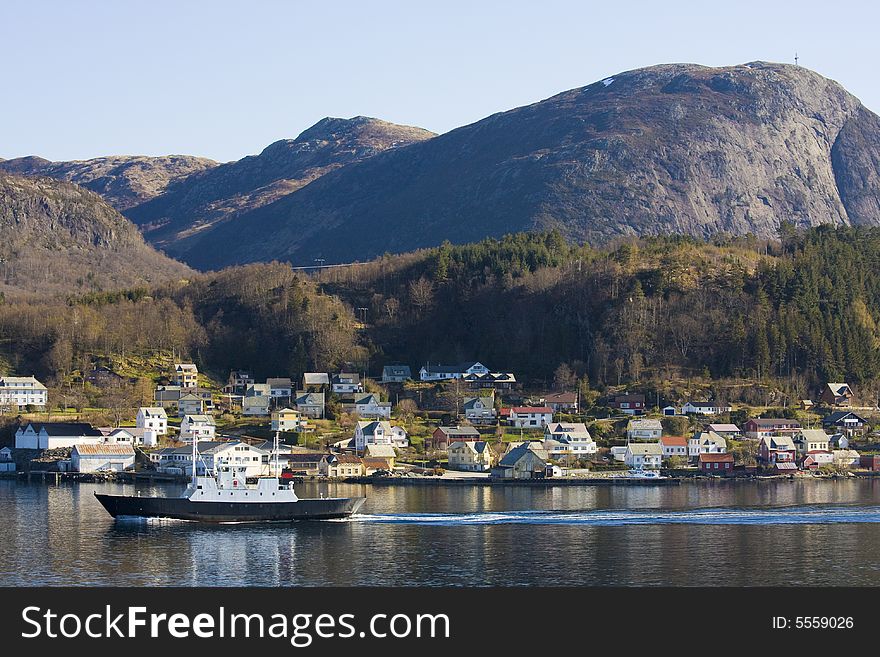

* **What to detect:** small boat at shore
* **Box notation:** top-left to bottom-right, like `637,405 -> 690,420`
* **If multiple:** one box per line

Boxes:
94,433 -> 365,523
616,468 -> 665,480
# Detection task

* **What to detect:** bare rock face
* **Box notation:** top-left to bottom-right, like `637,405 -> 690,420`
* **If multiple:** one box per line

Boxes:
124,116 -> 436,254
0,173 -> 192,294
179,62 -> 880,269
0,154 -> 218,211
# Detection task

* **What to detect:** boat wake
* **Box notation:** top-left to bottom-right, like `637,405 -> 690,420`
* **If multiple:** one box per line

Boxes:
336,505 -> 880,526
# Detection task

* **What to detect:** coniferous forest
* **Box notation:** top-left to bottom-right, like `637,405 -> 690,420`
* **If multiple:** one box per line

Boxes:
1,224 -> 879,403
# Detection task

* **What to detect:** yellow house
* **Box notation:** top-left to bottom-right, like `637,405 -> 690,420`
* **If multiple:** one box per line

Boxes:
448,440 -> 495,472
271,408 -> 302,432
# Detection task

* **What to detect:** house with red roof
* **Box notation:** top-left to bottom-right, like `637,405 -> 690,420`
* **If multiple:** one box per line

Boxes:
658,435 -> 688,460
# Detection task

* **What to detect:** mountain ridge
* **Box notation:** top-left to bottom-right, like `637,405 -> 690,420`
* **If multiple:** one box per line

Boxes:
0,172 -> 192,295
124,116 -> 436,254
0,154 -> 218,211
178,61 -> 880,268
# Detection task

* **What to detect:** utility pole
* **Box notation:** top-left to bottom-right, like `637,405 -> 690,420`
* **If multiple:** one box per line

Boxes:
794,52 -> 799,66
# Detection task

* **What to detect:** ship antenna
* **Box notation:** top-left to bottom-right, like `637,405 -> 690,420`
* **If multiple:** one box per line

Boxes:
274,430 -> 280,480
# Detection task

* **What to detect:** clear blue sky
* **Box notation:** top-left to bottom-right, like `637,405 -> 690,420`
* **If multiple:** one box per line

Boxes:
1,0 -> 877,162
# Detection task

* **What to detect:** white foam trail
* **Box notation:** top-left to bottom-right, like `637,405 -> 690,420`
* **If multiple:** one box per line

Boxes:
343,506 -> 880,527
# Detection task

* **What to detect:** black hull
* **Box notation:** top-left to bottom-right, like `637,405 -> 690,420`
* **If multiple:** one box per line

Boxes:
94,492 -> 366,523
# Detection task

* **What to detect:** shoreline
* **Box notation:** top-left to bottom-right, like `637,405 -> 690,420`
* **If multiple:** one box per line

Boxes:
4,470 -> 877,486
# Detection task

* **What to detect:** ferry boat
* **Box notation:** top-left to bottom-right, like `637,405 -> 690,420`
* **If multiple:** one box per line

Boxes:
94,433 -> 366,523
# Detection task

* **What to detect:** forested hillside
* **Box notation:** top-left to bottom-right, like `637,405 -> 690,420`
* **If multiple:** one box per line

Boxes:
1,226 -> 879,405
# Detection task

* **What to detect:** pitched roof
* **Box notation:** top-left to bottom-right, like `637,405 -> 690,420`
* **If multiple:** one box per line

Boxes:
498,442 -> 547,467
436,426 -> 481,437
0,376 -> 47,389
333,454 -> 363,464
659,435 -> 688,447
509,406 -> 552,414
362,457 -> 392,469
796,429 -> 830,442
139,407 -> 167,417
698,453 -> 734,463
364,444 -> 396,458
627,419 -> 663,431
706,423 -> 740,433
463,397 -> 494,410
382,365 -> 411,377
544,392 -> 577,403
73,444 -> 135,456
21,422 -> 103,437
826,383 -> 852,395
824,411 -> 867,424
749,418 -> 801,427
767,436 -> 796,450
183,414 -> 215,425
545,422 -> 592,441
302,373 -> 330,385
626,442 -> 663,456
295,391 -> 325,404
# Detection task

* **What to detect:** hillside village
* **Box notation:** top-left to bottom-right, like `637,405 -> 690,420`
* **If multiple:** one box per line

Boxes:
2,361 -> 879,482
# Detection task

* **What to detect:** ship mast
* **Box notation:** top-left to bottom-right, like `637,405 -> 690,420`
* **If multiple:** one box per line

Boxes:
274,430 -> 280,479
191,433 -> 198,486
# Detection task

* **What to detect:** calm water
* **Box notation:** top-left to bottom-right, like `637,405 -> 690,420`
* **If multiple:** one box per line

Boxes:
4,478 -> 880,586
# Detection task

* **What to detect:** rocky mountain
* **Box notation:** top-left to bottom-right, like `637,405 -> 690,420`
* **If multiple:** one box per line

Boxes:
0,173 -> 192,295
177,61 -> 880,270
124,117 -> 436,255
0,154 -> 218,211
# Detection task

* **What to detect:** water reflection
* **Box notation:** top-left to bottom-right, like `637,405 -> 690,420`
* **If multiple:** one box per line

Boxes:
4,478 -> 880,586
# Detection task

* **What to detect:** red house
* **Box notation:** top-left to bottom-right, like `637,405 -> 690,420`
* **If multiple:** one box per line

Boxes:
698,453 -> 734,474
609,393 -> 645,415
859,455 -> 880,471
430,426 -> 481,451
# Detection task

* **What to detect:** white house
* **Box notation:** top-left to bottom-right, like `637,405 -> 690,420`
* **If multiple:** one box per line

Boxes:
507,406 -> 553,428
610,445 -> 629,462
463,396 -> 497,424
179,415 -> 216,441
152,441 -> 265,477
354,421 -> 408,450
419,361 -> 489,381
331,373 -> 363,394
0,446 -> 15,473
271,408 -> 302,432
681,401 -> 732,415
266,377 -> 293,399
347,394 -> 392,419
14,422 -> 104,450
625,443 -> 663,470
658,435 -> 688,460
626,419 -> 663,441
177,393 -> 207,417
136,407 -> 168,435
793,429 -> 831,456
688,431 -> 728,459
71,444 -> 135,473
543,422 -> 597,455
0,376 -> 48,409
